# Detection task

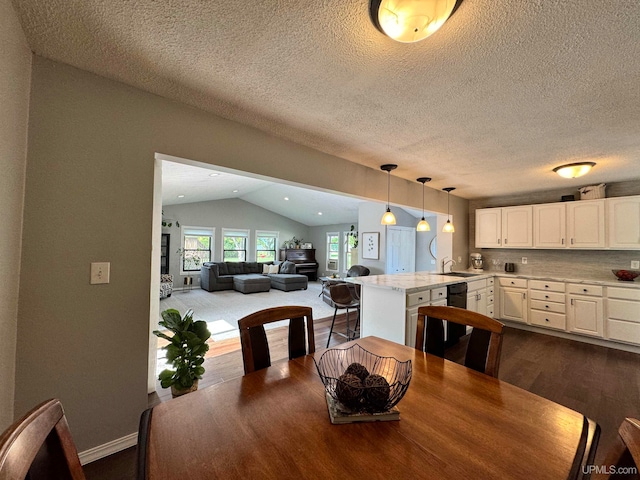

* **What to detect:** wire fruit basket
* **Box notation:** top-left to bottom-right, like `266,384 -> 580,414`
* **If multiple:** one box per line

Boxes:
314,344 -> 412,414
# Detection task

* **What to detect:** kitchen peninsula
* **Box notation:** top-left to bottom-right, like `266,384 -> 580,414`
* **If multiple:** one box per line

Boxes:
348,272 -> 494,347
348,270 -> 640,352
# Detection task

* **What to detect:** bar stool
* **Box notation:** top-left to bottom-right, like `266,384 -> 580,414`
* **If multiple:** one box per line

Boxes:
326,284 -> 360,348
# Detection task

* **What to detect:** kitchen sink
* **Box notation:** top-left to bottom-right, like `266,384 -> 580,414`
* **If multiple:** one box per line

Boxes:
441,272 -> 483,277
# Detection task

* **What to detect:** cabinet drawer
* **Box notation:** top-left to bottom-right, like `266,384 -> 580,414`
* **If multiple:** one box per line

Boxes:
530,290 -> 565,303
487,305 -> 495,318
567,283 -> 603,296
431,287 -> 447,302
529,280 -> 565,293
608,287 -> 640,301
487,286 -> 495,296
487,277 -> 494,286
530,310 -> 566,330
498,277 -> 527,288
531,299 -> 566,314
407,290 -> 430,307
607,299 -> 640,323
487,294 -> 494,305
467,279 -> 487,292
607,319 -> 640,345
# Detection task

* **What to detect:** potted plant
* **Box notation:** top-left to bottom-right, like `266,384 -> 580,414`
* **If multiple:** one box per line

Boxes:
153,308 -> 211,397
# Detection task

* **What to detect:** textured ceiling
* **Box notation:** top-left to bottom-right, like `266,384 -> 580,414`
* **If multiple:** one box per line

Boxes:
12,0 -> 640,199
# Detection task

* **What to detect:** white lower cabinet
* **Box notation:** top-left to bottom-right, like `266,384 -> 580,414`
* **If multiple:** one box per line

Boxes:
466,278 -> 488,316
498,277 -> 528,324
567,283 -> 604,337
529,280 -> 566,331
606,287 -> 640,345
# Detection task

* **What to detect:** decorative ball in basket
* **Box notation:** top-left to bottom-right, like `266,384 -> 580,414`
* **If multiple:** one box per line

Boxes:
314,344 -> 412,417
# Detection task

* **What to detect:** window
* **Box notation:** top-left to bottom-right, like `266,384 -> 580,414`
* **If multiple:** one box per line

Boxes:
326,232 -> 339,271
181,226 -> 213,272
256,231 -> 278,263
223,229 -> 249,262
344,231 -> 356,271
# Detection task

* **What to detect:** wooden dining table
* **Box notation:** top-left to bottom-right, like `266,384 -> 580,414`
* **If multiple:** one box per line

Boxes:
139,336 -> 599,479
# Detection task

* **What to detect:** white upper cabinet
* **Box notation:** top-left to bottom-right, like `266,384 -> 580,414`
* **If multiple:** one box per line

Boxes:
476,206 -> 532,248
566,200 -> 606,248
607,196 -> 640,249
502,206 -> 533,248
533,203 -> 566,248
476,208 -> 502,248
476,196 -> 638,250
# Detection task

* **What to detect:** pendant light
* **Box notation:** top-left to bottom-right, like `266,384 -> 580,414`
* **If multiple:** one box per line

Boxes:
380,164 -> 398,225
370,0 -> 463,44
442,187 -> 455,233
553,162 -> 596,179
416,177 -> 432,231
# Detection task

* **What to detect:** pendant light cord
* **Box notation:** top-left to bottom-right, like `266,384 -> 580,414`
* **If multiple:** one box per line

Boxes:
387,171 -> 390,208
422,183 -> 425,217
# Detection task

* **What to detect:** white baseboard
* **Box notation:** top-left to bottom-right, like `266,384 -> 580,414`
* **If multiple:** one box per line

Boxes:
79,432 -> 138,465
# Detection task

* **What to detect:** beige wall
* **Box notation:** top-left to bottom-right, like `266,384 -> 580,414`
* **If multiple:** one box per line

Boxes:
0,0 -> 31,430
17,56 -> 468,451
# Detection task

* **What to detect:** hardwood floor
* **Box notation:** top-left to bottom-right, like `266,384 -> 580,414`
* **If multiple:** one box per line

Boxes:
84,326 -> 639,479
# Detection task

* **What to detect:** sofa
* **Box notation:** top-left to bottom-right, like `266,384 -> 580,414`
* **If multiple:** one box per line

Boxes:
322,265 -> 370,307
200,261 -> 308,293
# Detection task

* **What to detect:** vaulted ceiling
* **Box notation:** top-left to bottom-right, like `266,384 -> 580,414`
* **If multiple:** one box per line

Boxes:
12,0 -> 640,199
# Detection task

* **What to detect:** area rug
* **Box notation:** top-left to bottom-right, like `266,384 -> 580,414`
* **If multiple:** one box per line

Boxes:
156,280 -> 338,370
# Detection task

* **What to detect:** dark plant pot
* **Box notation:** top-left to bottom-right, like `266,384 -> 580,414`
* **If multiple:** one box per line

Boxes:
171,379 -> 198,398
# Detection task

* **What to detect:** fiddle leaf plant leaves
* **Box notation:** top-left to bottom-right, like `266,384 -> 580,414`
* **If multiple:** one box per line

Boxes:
153,308 -> 211,392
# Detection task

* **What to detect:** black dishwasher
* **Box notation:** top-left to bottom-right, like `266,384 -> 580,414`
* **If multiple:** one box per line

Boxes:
446,282 -> 467,346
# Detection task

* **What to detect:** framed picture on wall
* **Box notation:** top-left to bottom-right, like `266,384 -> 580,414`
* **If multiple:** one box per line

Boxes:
362,232 -> 379,260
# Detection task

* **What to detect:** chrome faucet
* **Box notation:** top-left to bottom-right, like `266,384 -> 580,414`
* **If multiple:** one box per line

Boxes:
442,257 -> 456,273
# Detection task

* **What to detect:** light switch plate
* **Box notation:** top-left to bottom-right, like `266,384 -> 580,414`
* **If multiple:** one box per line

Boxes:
90,262 -> 110,284
521,257 -> 528,264
632,260 -> 640,269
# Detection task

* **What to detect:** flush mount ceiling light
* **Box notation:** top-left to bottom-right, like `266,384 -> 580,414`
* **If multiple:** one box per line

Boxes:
553,162 -> 596,179
416,177 -> 432,232
381,164 -> 398,225
442,187 -> 455,233
370,0 -> 463,43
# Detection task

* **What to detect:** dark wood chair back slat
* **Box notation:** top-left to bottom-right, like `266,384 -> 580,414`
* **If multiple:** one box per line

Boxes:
592,418 -> 640,479
416,305 -> 505,378
0,398 -> 85,480
238,306 -> 315,375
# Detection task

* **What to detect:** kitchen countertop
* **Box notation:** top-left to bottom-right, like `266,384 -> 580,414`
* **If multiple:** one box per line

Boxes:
346,271 -> 640,293
492,272 -> 640,289
345,272 -> 493,294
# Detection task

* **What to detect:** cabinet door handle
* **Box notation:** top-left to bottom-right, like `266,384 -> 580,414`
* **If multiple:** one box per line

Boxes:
511,281 -> 515,285
545,305 -> 549,309
418,297 -> 423,301
571,299 -> 574,305
562,238 -> 565,245
571,238 -> 574,245
505,238 -> 508,245
498,238 -> 501,245
545,318 -> 549,322
544,285 -> 549,288
583,288 -> 588,292
523,293 -> 526,300
545,295 -> 549,298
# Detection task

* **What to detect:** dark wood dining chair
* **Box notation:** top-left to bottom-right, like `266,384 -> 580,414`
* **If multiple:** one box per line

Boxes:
238,305 -> 315,374
591,418 -> 640,479
326,283 -> 360,348
0,398 -> 85,480
416,305 -> 505,378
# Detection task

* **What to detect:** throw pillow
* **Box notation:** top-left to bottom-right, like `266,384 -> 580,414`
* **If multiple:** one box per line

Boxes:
262,264 -> 270,274
268,264 -> 280,274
